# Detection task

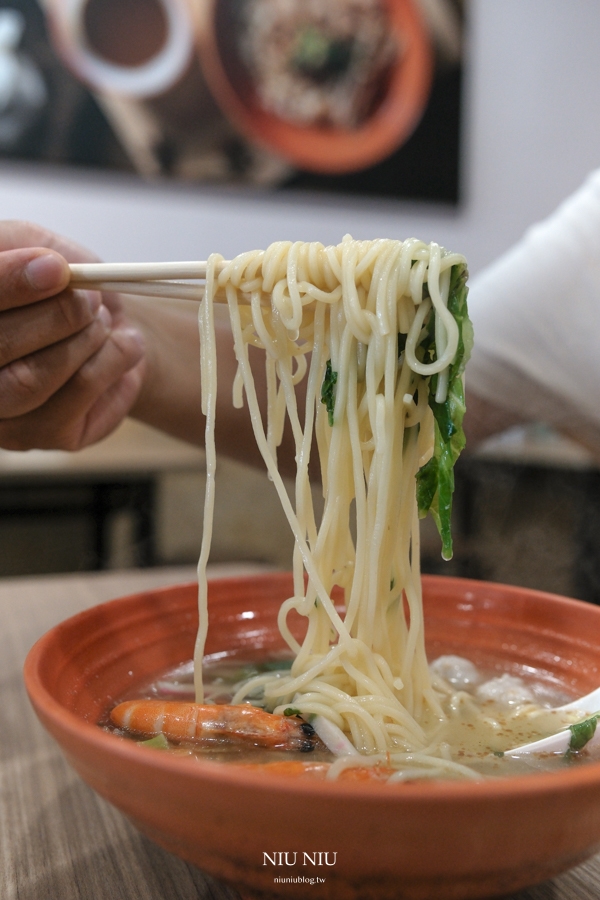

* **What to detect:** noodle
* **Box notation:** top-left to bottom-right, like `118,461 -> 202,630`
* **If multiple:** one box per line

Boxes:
195,236 -> 473,772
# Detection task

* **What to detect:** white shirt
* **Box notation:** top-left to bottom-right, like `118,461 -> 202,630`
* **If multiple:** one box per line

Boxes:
467,168 -> 600,454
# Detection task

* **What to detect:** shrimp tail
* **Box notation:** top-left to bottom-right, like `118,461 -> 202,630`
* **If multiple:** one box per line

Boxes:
110,700 -> 321,752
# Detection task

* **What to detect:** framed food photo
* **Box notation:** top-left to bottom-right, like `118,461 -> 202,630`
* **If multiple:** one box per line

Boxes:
1,0 -> 465,204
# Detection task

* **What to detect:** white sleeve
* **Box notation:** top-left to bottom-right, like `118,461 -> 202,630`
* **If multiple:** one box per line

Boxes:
467,168 -> 600,452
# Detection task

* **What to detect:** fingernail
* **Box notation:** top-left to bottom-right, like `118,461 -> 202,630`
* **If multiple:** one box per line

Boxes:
97,304 -> 112,329
25,254 -> 67,291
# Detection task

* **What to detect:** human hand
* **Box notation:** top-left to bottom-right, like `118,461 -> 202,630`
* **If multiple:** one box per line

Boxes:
0,220 -> 145,451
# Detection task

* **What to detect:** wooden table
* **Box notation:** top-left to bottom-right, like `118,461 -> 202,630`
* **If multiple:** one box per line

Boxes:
2,565 -> 600,900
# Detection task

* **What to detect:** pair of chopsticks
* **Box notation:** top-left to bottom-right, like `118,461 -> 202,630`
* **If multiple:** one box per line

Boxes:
69,261 -> 229,302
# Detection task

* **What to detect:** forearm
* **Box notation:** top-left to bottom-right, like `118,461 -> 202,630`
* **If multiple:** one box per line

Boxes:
465,169 -> 600,458
124,295 -> 204,444
125,296 -> 299,476
462,389 -> 528,450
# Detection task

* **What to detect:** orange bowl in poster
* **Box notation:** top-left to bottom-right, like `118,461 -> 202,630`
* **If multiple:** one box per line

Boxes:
196,0 -> 434,174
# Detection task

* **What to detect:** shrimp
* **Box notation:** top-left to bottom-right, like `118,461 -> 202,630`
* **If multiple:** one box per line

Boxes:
235,760 -> 331,778
110,700 -> 320,751
233,760 -> 396,781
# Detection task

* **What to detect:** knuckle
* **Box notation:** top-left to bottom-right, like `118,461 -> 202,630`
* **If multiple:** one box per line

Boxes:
55,291 -> 94,332
72,357 -> 100,392
0,328 -> 14,366
53,428 -> 83,452
73,334 -> 122,391
108,329 -> 144,369
88,315 -> 112,348
0,357 -> 42,403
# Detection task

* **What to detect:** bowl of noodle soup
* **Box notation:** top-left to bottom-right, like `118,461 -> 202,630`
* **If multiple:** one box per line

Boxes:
195,0 -> 433,173
25,571 -> 600,900
26,235 -> 600,895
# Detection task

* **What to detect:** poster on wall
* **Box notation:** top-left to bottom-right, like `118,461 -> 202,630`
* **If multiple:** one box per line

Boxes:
0,0 -> 465,204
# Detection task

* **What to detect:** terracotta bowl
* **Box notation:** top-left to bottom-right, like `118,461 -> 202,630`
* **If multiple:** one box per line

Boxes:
24,573 -> 600,900
195,0 -> 433,174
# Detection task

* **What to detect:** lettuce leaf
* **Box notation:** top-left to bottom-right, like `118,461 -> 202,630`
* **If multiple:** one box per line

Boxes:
415,264 -> 473,560
568,714 -> 599,753
321,359 -> 338,426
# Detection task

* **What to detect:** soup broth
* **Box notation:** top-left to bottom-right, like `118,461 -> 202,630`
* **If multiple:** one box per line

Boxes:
106,653 -> 599,780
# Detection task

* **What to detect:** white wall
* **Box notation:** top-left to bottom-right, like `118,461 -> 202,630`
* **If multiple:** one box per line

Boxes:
1,0 -> 599,276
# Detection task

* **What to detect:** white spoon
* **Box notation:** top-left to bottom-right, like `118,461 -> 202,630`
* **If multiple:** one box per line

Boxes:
505,688 -> 600,757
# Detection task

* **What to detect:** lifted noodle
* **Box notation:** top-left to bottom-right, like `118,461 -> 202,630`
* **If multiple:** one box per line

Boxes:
196,236 -> 469,768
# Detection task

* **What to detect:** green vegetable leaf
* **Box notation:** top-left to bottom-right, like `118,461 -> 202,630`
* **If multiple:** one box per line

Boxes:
262,658 -> 293,672
321,359 -> 338,426
415,264 -> 473,559
284,707 -> 302,717
568,714 -> 599,753
293,28 -> 353,79
416,456 -> 438,513
139,733 -> 170,750
429,387 -> 457,442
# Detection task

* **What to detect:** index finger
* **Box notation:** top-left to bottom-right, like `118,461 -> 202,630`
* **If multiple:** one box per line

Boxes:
0,220 -> 99,263
0,247 -> 71,311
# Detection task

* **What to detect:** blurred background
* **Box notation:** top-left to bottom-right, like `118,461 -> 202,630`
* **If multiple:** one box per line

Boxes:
0,0 -> 464,200
0,0 -> 598,603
